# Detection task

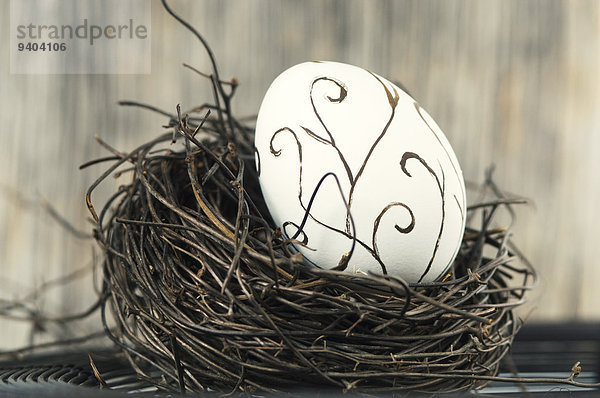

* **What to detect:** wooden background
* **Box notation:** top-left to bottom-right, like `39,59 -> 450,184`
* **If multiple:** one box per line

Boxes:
1,0 -> 599,349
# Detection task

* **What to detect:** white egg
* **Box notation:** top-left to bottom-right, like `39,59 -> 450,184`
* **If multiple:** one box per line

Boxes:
254,61 -> 466,283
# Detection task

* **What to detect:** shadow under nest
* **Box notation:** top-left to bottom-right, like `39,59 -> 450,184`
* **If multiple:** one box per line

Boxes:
86,104 -> 535,395
82,1 -> 535,394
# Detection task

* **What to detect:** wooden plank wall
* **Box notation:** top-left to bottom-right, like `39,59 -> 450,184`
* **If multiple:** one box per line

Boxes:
1,0 -> 599,349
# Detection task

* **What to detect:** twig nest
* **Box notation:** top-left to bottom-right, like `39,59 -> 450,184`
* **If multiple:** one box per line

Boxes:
88,109 -> 535,394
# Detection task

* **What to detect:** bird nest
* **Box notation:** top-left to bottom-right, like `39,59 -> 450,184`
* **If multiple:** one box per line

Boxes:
86,106 -> 535,395
84,1 -> 536,395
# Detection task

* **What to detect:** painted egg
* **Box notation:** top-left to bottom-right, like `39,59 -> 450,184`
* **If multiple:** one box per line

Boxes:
254,61 -> 466,283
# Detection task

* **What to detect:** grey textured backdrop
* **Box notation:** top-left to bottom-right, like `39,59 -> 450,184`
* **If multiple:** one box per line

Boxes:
1,0 -> 599,349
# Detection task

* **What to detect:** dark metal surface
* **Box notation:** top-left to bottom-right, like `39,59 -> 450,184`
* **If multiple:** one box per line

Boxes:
0,350 -> 155,397
480,323 -> 600,396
